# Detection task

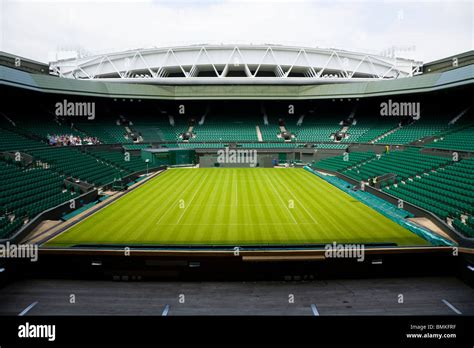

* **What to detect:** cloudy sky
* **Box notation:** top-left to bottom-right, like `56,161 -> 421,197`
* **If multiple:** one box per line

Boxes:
1,0 -> 473,63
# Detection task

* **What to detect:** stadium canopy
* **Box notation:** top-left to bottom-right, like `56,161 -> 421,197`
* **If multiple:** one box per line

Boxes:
2,63 -> 473,100
49,44 -> 422,84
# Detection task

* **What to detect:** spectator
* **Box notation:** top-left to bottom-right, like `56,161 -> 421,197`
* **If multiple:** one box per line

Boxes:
47,134 -> 100,147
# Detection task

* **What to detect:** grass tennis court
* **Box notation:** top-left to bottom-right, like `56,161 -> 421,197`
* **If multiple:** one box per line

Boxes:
45,168 -> 430,247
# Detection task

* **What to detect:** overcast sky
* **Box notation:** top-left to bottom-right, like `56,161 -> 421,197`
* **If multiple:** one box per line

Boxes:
1,0 -> 473,63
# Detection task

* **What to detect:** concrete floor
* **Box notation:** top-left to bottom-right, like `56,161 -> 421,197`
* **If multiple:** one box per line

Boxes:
0,276 -> 472,316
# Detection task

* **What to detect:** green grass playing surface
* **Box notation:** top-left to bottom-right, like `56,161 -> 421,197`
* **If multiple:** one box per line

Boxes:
45,168 -> 429,247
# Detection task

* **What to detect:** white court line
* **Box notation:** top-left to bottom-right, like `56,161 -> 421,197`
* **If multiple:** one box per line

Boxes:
18,301 -> 38,316
155,172 -> 205,225
234,171 -> 238,206
263,172 -> 298,224
274,172 -> 319,225
187,203 -> 278,208
311,304 -> 319,316
162,304 -> 170,316
159,222 -> 315,226
175,172 -> 211,224
442,299 -> 462,315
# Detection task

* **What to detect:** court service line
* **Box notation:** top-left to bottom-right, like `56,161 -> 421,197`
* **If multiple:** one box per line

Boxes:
155,171 -> 205,225
262,172 -> 298,224
18,301 -> 38,316
273,171 -> 319,225
175,172 -> 212,224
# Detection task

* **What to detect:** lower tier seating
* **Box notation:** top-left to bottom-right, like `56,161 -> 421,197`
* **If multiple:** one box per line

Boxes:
286,121 -> 340,142
0,127 -> 48,152
382,157 -> 474,221
88,150 -> 149,172
27,147 -> 129,186
312,152 -> 375,172
375,118 -> 450,145
0,160 -> 79,238
17,120 -> 85,139
347,118 -> 398,143
453,217 -> 474,238
343,148 -> 450,183
134,122 -> 182,142
191,122 -> 258,142
426,125 -> 474,152
312,149 -> 474,238
76,122 -> 132,144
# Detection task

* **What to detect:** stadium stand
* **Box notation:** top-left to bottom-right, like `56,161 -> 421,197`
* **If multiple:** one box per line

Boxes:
128,112 -> 193,143
312,148 -> 474,238
312,152 -> 375,172
0,117 -> 157,238
133,121 -> 182,142
75,121 -> 132,144
426,125 -> 474,152
0,72 -> 472,241
123,144 -> 151,150
383,157 -> 474,226
27,147 -> 128,186
191,121 -> 258,142
16,119 -> 85,139
286,117 -> 341,142
453,216 -> 474,238
189,110 -> 261,143
0,44 -> 472,253
0,126 -> 48,152
241,143 -> 303,148
177,143 -> 225,148
342,148 -> 451,183
0,159 -> 79,238
374,116 -> 451,145
314,143 -> 349,149
87,150 -> 150,172
259,124 -> 283,142
345,117 -> 398,143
